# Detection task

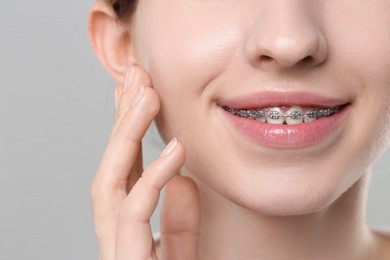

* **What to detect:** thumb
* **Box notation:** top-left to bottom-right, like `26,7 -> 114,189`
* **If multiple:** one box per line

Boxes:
160,176 -> 200,260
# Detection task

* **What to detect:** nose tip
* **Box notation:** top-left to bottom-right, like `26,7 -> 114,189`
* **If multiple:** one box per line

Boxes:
256,34 -> 328,67
245,4 -> 328,69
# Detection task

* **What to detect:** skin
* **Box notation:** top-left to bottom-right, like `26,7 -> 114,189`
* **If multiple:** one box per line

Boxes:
88,0 -> 390,259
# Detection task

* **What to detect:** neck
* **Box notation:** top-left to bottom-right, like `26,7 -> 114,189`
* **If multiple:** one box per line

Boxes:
185,170 -> 375,260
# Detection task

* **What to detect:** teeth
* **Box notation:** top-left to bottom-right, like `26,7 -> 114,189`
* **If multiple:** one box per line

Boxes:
224,105 -> 343,125
304,109 -> 317,123
255,115 -> 266,123
266,107 -> 285,124
285,106 -> 304,125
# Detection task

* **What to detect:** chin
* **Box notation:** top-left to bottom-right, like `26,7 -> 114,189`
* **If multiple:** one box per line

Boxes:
190,159 -> 363,217
246,185 -> 343,217
234,182 -> 341,217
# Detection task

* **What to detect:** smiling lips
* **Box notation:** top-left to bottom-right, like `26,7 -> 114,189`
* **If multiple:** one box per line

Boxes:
219,91 -> 351,149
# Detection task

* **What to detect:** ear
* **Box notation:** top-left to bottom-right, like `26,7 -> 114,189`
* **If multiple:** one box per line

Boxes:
88,0 -> 136,83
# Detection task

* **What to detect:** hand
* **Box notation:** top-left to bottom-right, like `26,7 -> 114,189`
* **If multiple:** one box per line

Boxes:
90,66 -> 200,260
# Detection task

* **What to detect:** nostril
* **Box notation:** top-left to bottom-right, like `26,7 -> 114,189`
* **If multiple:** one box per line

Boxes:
260,55 -> 273,62
259,54 -> 314,67
301,56 -> 313,64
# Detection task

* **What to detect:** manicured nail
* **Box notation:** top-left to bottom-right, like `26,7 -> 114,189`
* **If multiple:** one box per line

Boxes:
130,85 -> 144,107
160,138 -> 177,157
123,66 -> 135,92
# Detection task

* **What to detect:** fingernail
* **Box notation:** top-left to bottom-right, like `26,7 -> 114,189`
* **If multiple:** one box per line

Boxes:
131,85 -> 144,107
160,138 -> 177,157
123,66 -> 135,92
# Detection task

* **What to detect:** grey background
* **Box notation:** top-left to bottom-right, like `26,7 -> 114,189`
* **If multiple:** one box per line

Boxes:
0,1 -> 389,259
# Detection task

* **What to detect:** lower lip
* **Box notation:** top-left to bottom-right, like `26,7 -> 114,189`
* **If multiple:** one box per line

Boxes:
221,105 -> 350,149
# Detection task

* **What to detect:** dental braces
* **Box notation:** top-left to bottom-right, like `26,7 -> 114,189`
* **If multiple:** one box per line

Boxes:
223,106 -> 342,120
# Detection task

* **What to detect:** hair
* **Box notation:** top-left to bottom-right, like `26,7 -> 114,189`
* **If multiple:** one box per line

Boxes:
107,0 -> 138,21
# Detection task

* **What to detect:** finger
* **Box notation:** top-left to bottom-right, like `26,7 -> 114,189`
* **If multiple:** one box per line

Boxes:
92,66 -> 154,259
111,66 -> 153,140
93,84 -> 160,195
113,68 -> 146,189
115,139 -> 186,260
112,68 -> 148,189
91,85 -> 159,260
160,176 -> 200,260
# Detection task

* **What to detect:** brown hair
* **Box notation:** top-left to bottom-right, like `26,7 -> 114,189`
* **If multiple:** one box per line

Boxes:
107,0 -> 138,21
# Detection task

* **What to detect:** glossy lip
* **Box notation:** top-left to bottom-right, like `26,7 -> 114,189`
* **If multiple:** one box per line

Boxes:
218,91 -> 351,149
218,91 -> 350,109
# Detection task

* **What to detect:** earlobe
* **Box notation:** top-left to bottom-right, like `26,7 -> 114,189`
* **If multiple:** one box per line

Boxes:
88,1 -> 135,83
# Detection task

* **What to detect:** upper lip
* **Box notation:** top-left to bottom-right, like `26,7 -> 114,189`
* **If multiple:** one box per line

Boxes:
218,91 -> 350,109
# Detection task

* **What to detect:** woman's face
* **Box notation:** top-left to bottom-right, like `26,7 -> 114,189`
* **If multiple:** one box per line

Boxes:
131,1 -> 390,215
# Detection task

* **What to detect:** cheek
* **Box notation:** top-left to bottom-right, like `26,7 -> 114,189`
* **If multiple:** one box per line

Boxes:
325,2 -> 390,161
133,1 -> 243,140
